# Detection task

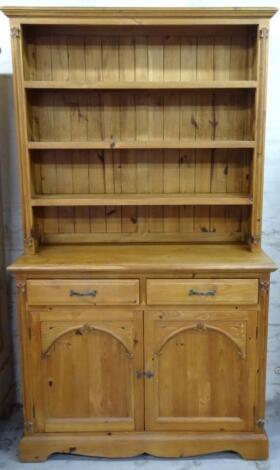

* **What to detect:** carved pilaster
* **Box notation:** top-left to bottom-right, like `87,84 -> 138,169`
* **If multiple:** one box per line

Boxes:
24,421 -> 33,431
24,237 -> 33,249
259,27 -> 269,39
249,236 -> 260,247
16,282 -> 26,294
260,280 -> 270,295
10,26 -> 20,38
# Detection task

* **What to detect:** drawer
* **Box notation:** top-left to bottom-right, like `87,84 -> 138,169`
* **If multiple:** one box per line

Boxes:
146,279 -> 258,305
27,279 -> 139,305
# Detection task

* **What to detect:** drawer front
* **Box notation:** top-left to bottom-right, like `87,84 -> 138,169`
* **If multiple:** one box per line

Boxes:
27,280 -> 139,305
147,279 -> 258,305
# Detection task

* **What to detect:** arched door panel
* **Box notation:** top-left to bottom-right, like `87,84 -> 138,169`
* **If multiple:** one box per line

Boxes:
145,310 -> 257,432
30,308 -> 144,432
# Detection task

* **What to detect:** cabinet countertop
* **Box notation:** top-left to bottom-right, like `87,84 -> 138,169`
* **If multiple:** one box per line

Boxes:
8,244 -> 277,274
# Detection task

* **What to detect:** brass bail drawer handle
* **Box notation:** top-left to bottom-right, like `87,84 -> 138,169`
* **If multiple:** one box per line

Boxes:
69,289 -> 97,297
188,288 -> 216,297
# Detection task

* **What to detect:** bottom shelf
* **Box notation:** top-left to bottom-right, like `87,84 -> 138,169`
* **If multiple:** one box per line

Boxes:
32,201 -> 251,245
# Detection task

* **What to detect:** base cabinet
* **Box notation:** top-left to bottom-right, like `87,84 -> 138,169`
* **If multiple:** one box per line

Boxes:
30,307 -> 257,432
27,307 -> 257,432
29,307 -> 258,435
14,272 -> 271,461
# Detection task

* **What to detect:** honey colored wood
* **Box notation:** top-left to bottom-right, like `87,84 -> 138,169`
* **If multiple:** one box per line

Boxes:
15,276 -> 35,435
2,7 -> 277,20
8,14 -> 260,250
27,90 -> 254,143
27,279 -> 139,305
254,273 -> 270,434
30,146 -> 252,245
31,193 -> 253,207
10,18 -> 37,253
250,21 -> 269,251
18,432 -> 268,462
12,17 -> 258,249
146,279 -> 258,305
29,308 -> 144,433
144,309 -> 257,431
39,233 -> 246,245
8,244 -> 276,274
28,141 -> 256,149
24,80 -> 258,89
3,6 -> 277,463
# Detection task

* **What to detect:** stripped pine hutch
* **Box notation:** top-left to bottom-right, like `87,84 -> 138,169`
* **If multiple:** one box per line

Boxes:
2,6 -> 277,462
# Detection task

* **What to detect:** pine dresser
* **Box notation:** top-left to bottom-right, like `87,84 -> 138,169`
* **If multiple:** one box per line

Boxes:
2,6 -> 277,462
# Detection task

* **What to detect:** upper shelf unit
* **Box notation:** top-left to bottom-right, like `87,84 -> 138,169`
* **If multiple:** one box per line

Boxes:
8,17 -> 269,251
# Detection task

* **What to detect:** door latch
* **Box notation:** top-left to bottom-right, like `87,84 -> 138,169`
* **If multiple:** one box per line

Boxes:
145,371 -> 155,378
136,370 -> 154,379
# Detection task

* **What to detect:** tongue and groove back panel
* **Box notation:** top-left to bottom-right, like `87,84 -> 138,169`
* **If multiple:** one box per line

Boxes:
23,25 -> 257,81
11,20 -> 264,250
31,149 -> 251,244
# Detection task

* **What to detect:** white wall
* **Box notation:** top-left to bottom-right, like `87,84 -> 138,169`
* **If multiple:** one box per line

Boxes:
0,0 -> 280,403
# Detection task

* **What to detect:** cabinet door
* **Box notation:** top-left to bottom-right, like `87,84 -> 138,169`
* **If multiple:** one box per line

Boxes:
30,308 -> 144,432
145,310 -> 257,431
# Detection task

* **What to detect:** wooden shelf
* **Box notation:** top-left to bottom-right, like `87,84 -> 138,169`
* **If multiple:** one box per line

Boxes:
28,141 -> 256,150
31,193 -> 253,207
24,80 -> 258,90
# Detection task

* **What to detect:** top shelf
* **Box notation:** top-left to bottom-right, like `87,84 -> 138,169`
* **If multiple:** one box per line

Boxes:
24,80 -> 258,90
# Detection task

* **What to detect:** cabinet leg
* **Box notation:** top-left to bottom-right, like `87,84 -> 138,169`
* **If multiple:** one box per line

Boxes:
236,438 -> 268,460
20,438 -> 50,462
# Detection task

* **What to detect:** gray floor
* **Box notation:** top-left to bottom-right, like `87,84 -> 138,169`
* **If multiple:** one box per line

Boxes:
0,400 -> 280,470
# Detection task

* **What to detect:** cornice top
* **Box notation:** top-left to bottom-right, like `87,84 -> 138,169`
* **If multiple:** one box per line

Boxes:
1,6 -> 278,21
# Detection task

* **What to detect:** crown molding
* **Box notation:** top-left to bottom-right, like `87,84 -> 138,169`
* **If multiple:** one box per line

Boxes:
1,7 -> 278,21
